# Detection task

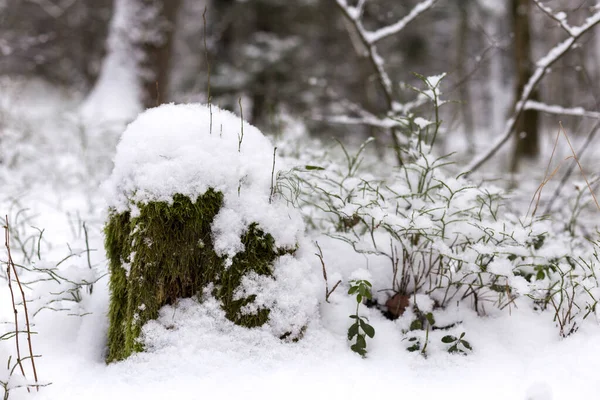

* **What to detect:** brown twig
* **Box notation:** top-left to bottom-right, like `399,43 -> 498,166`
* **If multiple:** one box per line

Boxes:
4,216 -> 39,391
315,242 -> 341,303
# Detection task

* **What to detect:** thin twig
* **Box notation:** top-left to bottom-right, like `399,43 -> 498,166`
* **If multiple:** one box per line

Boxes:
544,120 -> 600,214
269,147 -> 277,204
238,98 -> 244,152
529,122 -> 600,219
315,242 -> 341,303
203,6 -> 211,102
4,216 -> 39,391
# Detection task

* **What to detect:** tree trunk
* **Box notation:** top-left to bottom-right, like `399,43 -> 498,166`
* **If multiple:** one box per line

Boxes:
81,0 -> 181,120
510,0 -> 540,172
137,0 -> 181,108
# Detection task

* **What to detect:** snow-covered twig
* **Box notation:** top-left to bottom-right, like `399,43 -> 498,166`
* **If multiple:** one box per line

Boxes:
465,7 -> 600,175
365,0 -> 438,44
334,0 -> 393,105
525,100 -> 600,120
531,0 -> 572,36
334,0 -> 437,165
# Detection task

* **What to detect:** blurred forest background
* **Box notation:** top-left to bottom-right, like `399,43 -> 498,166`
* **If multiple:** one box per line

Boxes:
2,0 -> 600,173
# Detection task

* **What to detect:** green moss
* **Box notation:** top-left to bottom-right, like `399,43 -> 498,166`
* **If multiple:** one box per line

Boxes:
104,189 -> 293,363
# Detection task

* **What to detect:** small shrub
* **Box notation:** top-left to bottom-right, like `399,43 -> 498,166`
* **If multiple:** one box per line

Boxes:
441,332 -> 472,355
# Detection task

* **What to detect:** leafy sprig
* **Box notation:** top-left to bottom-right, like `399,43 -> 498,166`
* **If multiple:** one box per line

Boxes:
348,280 -> 375,357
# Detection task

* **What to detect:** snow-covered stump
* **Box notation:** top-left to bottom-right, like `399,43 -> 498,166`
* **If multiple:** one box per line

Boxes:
103,104 -> 313,363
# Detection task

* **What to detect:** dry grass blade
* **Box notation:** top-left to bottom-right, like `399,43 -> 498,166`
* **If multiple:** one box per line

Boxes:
558,122 -> 600,212
528,122 -> 600,219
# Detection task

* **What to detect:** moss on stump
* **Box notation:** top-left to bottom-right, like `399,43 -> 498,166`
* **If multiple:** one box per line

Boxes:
105,190 -> 292,363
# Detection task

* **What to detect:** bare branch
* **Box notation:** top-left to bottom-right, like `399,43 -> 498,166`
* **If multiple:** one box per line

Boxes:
24,0 -> 76,18
464,9 -> 600,175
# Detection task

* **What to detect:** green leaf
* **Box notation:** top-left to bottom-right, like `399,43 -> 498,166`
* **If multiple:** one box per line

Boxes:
349,315 -> 359,319
360,321 -> 375,338
305,165 -> 325,171
348,323 -> 359,340
407,343 -> 420,352
459,332 -> 465,340
536,270 -> 545,280
356,334 -> 367,349
448,344 -> 459,353
357,294 -> 363,303
461,340 -> 472,351
409,320 -> 423,331
364,281 -> 372,287
425,312 -> 435,326
441,335 -> 457,344
350,343 -> 367,356
348,286 -> 358,295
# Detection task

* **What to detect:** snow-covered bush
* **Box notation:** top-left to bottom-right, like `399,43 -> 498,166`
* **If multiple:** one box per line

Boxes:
282,75 -> 600,342
103,104 -> 319,362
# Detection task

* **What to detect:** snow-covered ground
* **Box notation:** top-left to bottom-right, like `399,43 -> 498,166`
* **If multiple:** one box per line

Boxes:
1,78 -> 600,400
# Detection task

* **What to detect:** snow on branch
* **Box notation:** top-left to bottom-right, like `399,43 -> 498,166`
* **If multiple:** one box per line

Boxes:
525,101 -> 600,120
531,0 -> 572,36
323,115 -> 400,129
464,7 -> 600,176
334,0 -> 438,108
335,0 -> 393,106
365,0 -> 438,44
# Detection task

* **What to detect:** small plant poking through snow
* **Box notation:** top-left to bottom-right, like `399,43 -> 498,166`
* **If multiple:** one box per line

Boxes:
347,280 -> 375,357
441,332 -> 472,355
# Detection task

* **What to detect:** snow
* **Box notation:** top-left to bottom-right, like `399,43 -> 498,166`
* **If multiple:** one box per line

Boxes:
525,100 -> 600,119
16,290 -> 600,400
414,117 -> 432,129
2,79 -> 600,400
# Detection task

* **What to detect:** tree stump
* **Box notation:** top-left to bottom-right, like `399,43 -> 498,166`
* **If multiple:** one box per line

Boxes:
103,104 -> 310,362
